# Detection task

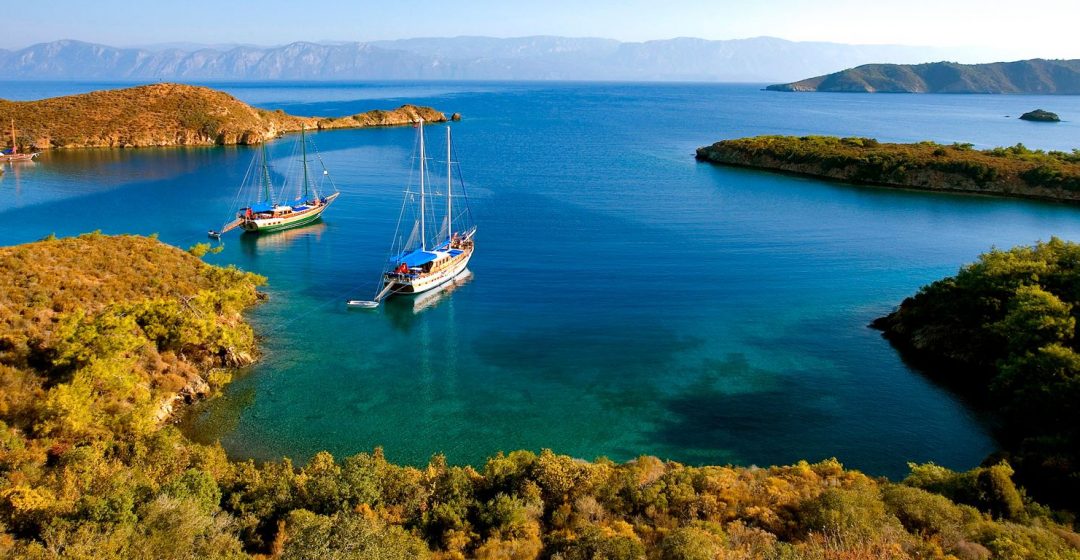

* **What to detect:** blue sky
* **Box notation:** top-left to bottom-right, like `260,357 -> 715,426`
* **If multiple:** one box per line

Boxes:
5,0 -> 1079,59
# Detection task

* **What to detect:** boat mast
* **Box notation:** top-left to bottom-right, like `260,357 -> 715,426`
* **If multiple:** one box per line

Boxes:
300,124 -> 310,200
419,117 -> 426,251
10,120 -> 17,155
446,126 -> 452,244
260,142 -> 273,205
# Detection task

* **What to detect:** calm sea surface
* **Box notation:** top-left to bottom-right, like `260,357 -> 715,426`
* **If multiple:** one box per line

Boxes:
4,81 -> 1080,478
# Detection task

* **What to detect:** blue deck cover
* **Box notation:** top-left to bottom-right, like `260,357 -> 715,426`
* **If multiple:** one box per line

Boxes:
392,249 -> 439,268
249,202 -> 275,213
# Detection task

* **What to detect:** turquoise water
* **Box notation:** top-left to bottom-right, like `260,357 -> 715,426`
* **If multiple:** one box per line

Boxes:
4,81 -> 1080,478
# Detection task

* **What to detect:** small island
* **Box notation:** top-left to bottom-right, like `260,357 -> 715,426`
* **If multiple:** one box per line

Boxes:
1020,109 -> 1061,122
0,83 -> 447,150
696,135 -> 1080,203
2,233 -> 1078,558
765,59 -> 1080,94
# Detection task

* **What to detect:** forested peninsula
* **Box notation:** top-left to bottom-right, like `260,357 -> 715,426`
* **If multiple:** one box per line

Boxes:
873,238 -> 1080,516
2,234 -> 1079,559
766,59 -> 1080,94
696,135 -> 1080,203
0,83 -> 446,150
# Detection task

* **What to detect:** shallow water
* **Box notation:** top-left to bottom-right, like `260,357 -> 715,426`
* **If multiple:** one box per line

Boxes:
4,81 -> 1080,477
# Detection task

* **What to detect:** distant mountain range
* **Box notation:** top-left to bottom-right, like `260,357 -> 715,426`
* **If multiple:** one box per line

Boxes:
767,59 -> 1080,93
0,37 -> 982,83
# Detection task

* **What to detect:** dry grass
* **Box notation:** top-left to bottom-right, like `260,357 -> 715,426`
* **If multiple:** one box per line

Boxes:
0,83 -> 446,149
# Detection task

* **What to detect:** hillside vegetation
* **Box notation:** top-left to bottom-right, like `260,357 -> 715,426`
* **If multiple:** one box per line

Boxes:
0,83 -> 446,150
696,135 -> 1080,203
1,234 -> 1079,559
766,59 -> 1080,93
874,238 -> 1080,515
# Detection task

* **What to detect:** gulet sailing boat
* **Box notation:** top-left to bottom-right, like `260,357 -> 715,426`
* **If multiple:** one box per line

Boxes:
209,126 -> 339,238
347,119 -> 475,308
2,120 -> 40,163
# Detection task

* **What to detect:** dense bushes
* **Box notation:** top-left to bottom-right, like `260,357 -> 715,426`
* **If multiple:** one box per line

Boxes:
875,238 -> 1080,513
2,235 -> 1079,558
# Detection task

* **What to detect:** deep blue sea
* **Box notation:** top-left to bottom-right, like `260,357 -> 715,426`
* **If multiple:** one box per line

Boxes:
3,81 -> 1080,478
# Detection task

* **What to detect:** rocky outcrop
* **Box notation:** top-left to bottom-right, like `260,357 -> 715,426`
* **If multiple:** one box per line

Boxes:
155,374 -> 213,423
1019,109 -> 1061,122
0,83 -> 447,150
767,59 -> 1080,94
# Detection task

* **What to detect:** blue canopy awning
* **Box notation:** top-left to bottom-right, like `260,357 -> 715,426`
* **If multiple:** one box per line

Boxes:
391,249 -> 439,268
249,202 -> 274,213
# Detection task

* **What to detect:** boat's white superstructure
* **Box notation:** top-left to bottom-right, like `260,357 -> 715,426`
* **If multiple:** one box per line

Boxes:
379,229 -> 476,298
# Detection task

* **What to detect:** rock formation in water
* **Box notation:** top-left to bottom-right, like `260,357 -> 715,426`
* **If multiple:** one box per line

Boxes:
0,83 -> 447,150
766,59 -> 1080,94
1019,109 -> 1061,122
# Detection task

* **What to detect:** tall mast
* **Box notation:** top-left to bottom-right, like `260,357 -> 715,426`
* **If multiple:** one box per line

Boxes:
446,126 -> 452,244
419,117 -> 426,252
260,142 -> 273,205
300,124 -> 310,199
10,120 -> 17,155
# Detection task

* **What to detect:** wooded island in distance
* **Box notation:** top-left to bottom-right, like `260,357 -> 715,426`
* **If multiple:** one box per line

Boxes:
767,59 -> 1080,94
696,135 -> 1080,203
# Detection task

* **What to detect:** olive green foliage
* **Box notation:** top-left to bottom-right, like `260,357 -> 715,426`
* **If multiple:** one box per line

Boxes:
876,238 -> 1080,512
187,242 -> 224,258
0,234 -> 264,557
1,235 -> 1079,559
697,135 -> 1080,197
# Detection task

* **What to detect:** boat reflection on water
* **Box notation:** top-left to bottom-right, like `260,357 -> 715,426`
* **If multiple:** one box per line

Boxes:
411,268 -> 473,314
380,268 -> 474,332
238,221 -> 327,255
0,159 -> 37,195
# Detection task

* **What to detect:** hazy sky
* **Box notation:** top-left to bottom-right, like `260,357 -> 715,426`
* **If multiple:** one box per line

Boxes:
4,0 -> 1078,59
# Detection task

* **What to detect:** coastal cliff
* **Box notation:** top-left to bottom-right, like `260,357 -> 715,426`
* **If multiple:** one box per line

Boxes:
0,83 -> 447,150
696,135 -> 1080,203
766,59 -> 1080,94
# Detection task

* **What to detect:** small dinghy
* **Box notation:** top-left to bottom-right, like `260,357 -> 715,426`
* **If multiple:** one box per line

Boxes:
346,300 -> 380,309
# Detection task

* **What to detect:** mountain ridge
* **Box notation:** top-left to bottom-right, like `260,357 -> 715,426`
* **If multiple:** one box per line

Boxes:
0,37 -> 980,82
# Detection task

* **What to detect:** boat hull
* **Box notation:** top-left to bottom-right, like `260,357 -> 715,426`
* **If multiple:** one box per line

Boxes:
1,153 -> 38,163
240,194 -> 338,233
241,208 -> 325,233
385,251 -> 473,296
